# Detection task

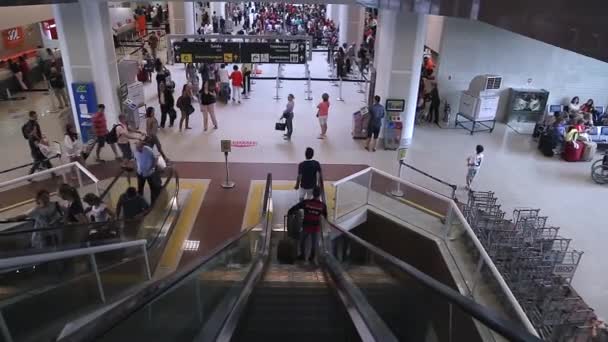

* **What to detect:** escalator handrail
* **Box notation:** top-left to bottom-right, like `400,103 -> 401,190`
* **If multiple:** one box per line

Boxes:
399,160 -> 458,199
0,168 -> 177,238
318,172 -> 399,342
213,173 -> 274,342
57,173 -> 273,342
323,220 -> 541,342
318,173 -> 538,342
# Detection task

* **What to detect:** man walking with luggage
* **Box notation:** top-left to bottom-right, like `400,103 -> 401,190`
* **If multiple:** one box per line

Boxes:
295,147 -> 321,200
92,104 -> 120,162
287,187 -> 327,264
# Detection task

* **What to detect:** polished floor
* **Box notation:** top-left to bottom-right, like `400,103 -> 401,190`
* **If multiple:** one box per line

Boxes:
1,47 -> 607,318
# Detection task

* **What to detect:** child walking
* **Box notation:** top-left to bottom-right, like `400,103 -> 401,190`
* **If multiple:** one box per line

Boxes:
316,93 -> 330,139
466,145 -> 484,190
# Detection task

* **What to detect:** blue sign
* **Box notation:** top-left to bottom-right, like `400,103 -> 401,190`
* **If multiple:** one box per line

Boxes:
71,82 -> 98,143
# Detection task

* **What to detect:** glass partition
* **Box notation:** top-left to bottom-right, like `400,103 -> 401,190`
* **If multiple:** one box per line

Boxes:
95,225 -> 263,341
322,223 -> 539,342
0,240 -> 151,342
332,168 -> 537,337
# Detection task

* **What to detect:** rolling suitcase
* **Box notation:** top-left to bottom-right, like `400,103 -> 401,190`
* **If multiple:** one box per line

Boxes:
563,141 -> 584,162
277,219 -> 297,264
285,212 -> 302,240
582,141 -> 597,161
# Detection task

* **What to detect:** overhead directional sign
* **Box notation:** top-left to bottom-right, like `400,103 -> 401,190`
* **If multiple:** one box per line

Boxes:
173,41 -> 307,64
173,42 -> 241,64
239,42 -> 306,64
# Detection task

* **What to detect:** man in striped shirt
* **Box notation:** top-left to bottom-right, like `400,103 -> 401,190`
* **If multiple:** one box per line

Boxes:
288,187 -> 327,263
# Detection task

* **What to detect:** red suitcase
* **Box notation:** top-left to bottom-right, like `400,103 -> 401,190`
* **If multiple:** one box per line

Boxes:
563,141 -> 584,162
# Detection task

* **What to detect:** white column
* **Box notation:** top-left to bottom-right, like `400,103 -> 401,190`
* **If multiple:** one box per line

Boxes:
210,1 -> 225,20
338,5 -> 365,47
326,4 -> 340,23
184,1 -> 196,34
168,2 -> 185,34
373,11 -> 427,147
53,1 -> 121,132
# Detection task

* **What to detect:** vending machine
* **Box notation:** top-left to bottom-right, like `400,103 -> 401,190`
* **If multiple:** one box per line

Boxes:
383,99 -> 405,150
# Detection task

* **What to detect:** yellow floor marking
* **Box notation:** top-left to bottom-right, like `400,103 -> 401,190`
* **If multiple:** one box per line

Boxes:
395,196 -> 445,219
242,181 -> 336,230
155,179 -> 209,278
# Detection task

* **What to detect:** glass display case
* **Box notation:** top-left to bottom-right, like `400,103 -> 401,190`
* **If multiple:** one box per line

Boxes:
506,88 -> 550,123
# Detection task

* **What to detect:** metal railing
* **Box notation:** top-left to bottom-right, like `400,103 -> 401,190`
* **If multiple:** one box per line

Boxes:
399,161 -> 458,199
57,174 -> 273,342
332,167 -> 539,337
0,162 -> 100,195
0,239 -> 151,342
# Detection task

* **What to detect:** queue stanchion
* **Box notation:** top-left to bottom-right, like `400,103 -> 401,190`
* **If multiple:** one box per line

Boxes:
273,65 -> 281,100
278,63 -> 283,88
220,140 -> 235,189
251,63 -> 256,85
337,77 -> 344,102
390,148 -> 407,197
363,74 -> 370,104
305,62 -> 313,101
45,75 -> 61,115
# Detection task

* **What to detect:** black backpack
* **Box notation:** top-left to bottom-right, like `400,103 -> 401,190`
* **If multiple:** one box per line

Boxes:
106,124 -> 120,144
22,122 -> 34,140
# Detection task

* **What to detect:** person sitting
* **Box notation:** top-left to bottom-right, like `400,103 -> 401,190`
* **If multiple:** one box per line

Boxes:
580,99 -> 595,113
573,118 -> 587,134
568,96 -> 580,113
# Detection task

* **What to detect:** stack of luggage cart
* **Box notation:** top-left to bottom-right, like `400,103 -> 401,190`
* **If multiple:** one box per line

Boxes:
462,192 -> 593,341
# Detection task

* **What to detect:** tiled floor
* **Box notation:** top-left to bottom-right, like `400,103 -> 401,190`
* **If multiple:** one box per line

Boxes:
1,46 -> 607,317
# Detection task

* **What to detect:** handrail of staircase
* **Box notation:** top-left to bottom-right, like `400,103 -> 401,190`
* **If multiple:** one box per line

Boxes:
324,218 -> 541,342
318,172 -> 399,342
399,160 -> 457,199
56,173 -> 273,342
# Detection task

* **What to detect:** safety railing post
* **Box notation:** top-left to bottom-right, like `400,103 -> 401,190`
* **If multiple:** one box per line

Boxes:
76,164 -> 84,189
89,254 -> 106,303
334,186 -> 340,222
142,244 -> 152,280
305,62 -> 312,101
470,257 -> 485,299
336,78 -> 344,102
273,64 -> 281,100
0,311 -> 13,342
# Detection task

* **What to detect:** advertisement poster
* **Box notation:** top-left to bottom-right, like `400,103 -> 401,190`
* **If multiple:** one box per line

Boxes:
71,83 -> 98,143
2,27 -> 24,49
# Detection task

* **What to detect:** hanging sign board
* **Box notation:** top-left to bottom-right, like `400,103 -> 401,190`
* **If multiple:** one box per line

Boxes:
173,42 -> 241,64
173,41 -> 307,64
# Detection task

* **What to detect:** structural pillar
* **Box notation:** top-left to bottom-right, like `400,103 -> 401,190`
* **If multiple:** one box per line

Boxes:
373,10 -> 427,147
210,1 -> 226,20
325,4 -> 340,24
338,5 -> 365,47
169,1 -> 196,34
53,1 -> 121,132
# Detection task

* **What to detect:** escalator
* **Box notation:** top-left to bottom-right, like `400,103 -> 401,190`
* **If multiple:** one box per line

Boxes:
0,168 -> 180,342
60,173 -> 540,342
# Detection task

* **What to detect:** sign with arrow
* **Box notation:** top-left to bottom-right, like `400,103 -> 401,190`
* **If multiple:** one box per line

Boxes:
173,41 -> 307,65
173,41 -> 241,64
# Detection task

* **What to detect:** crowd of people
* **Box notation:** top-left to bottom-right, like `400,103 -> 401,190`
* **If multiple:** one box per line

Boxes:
538,96 -> 607,157
7,180 -> 150,248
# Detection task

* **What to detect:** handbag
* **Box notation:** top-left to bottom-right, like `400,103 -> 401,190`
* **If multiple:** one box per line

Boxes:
275,118 -> 286,131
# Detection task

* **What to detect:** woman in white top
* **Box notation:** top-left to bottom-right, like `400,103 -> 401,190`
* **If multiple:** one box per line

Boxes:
568,96 -> 581,113
83,193 -> 115,223
63,123 -> 84,164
